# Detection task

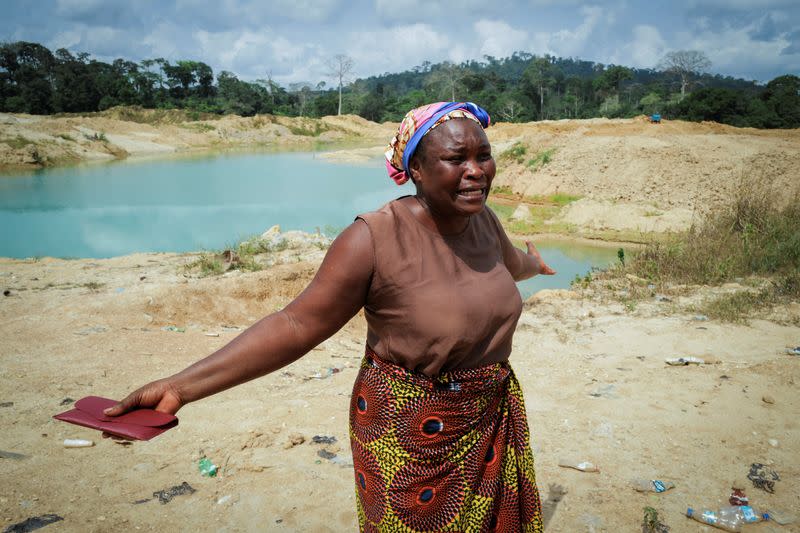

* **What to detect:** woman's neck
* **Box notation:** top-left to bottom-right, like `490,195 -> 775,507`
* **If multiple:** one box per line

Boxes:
411,195 -> 470,236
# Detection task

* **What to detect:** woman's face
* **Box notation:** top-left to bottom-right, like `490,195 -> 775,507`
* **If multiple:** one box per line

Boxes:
409,118 -> 496,220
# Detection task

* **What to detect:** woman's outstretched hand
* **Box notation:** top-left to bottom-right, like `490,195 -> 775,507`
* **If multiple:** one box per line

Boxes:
103,378 -> 185,417
525,240 -> 557,276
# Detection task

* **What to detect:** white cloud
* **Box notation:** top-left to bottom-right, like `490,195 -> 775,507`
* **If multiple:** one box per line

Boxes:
622,24 -> 667,68
675,20 -> 798,81
533,5 -> 606,57
344,24 -> 452,77
474,19 -> 529,58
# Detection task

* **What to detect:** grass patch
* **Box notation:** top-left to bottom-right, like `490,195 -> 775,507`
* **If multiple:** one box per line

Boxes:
84,132 -> 108,142
181,123 -> 216,132
286,122 -> 328,136
184,235 -> 296,277
627,176 -> 799,285
1,135 -> 34,149
694,273 -> 800,323
499,142 -> 527,164
491,185 -> 514,196
57,133 -> 76,142
526,193 -> 581,206
613,175 -> 800,321
526,148 -> 556,171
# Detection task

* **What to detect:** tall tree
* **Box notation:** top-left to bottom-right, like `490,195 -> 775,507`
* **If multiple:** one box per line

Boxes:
326,54 -> 353,115
523,57 -> 557,119
658,50 -> 711,99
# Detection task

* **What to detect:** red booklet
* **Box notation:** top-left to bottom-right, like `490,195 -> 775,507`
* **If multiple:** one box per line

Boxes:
54,396 -> 178,440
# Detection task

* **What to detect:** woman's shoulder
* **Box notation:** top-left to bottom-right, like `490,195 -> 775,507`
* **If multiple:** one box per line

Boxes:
357,196 -> 414,226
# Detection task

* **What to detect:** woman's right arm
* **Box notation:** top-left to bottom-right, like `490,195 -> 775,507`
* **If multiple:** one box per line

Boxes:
105,219 -> 374,416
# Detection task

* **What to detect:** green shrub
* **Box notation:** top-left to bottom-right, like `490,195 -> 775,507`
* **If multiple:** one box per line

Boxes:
499,142 -> 527,164
526,148 -> 556,171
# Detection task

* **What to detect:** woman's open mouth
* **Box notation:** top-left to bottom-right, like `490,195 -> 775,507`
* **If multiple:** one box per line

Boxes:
456,187 -> 486,200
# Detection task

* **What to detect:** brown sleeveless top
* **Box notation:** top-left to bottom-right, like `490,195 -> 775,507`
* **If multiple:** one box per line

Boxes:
357,197 -> 522,376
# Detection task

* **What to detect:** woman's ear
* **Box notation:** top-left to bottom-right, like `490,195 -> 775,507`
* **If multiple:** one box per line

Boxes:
409,158 -> 422,183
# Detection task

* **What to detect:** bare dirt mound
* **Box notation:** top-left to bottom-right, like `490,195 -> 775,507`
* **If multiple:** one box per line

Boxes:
489,117 -> 800,211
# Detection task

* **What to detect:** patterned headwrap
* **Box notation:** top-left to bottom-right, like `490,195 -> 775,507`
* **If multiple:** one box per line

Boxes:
385,102 -> 491,185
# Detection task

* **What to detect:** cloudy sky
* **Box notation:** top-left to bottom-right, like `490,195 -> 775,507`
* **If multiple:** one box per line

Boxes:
2,0 -> 798,85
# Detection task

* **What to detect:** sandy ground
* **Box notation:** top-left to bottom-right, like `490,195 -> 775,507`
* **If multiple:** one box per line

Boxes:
1,246 -> 798,533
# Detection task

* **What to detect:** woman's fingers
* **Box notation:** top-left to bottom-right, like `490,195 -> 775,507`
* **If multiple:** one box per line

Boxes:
103,381 -> 184,416
525,240 -> 557,276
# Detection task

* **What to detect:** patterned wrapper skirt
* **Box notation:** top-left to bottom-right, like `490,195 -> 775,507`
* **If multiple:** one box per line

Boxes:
349,347 -> 543,532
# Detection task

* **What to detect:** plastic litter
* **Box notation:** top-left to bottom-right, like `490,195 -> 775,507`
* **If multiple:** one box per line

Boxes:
558,458 -> 599,472
767,508 -> 797,526
786,346 -> 800,355
311,435 -> 337,445
3,514 -> 63,533
665,357 -> 704,366
0,401 -> 13,408
161,326 -> 185,333
152,481 -> 196,504
728,488 -> 748,506
692,314 -> 709,321
63,439 -> 94,448
686,506 -> 768,532
747,463 -> 779,493
632,479 -> 675,493
198,457 -> 218,477
0,449 -> 27,460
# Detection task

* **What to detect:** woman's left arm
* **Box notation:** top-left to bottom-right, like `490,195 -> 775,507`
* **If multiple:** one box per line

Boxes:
487,208 -> 556,281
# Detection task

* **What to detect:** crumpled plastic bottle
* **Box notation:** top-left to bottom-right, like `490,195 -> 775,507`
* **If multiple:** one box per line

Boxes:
198,457 -> 218,477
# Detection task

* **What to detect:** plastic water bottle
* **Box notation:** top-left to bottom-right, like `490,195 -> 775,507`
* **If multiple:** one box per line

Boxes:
722,505 -> 769,524
686,507 -> 742,532
632,479 -> 675,493
687,506 -> 769,531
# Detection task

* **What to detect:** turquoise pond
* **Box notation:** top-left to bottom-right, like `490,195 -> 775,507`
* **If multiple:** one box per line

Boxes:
0,151 -> 618,297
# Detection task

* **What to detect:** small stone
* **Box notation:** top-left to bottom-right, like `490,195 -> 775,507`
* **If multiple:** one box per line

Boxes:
762,395 -> 775,404
768,439 -> 779,448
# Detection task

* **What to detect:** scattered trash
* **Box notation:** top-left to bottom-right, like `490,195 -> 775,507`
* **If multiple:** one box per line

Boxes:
729,488 -> 748,506
312,435 -> 337,445
161,326 -> 185,333
692,314 -> 709,321
3,514 -> 63,533
317,449 -> 337,460
132,498 -> 151,505
665,357 -> 704,366
655,294 -> 671,302
761,395 -> 775,404
74,325 -> 108,336
642,507 -> 670,533
204,332 -> 220,337
59,398 -> 74,406
767,508 -> 797,526
198,457 -> 218,477
687,506 -> 769,531
139,276 -> 146,281
558,458 -> 599,472
632,479 -> 675,493
113,440 -> 132,447
283,433 -> 305,449
785,347 -> 800,356
328,454 -> 354,467
3,289 -> 10,296
747,463 -> 779,493
588,384 -> 616,398
220,325 -> 241,332
0,449 -> 27,460
152,481 -> 196,504
0,401 -> 13,408
306,367 -> 342,380
768,439 -> 779,448
115,287 -> 125,294
63,439 -> 94,448
216,495 -> 232,505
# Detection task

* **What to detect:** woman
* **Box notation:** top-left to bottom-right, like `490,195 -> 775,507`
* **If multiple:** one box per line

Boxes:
107,102 -> 554,532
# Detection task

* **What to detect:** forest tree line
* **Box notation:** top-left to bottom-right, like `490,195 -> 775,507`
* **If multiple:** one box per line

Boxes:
1,41 -> 798,129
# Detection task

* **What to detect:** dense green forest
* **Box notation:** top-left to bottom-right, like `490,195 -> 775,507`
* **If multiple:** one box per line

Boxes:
1,41 -> 798,128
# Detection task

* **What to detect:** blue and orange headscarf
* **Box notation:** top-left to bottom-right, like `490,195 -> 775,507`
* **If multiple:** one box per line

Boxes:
385,102 -> 491,185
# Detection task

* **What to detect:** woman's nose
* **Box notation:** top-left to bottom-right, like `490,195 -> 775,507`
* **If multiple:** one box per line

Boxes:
463,158 -> 483,179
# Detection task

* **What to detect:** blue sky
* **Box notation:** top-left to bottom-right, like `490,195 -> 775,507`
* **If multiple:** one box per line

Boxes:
2,0 -> 798,85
